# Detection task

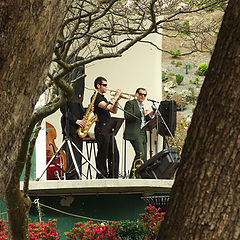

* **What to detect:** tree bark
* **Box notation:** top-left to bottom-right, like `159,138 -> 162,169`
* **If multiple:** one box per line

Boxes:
0,0 -> 71,196
0,0 -> 72,239
157,1 -> 240,239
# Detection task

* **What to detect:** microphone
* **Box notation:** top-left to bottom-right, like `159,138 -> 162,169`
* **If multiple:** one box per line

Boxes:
151,105 -> 157,112
147,98 -> 159,103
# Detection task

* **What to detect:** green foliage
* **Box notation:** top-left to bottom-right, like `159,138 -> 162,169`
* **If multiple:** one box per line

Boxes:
65,205 -> 165,240
197,62 -> 208,76
170,49 -> 181,58
36,204 -> 45,220
118,220 -> 144,240
185,63 -> 192,70
176,74 -> 184,85
189,77 -> 200,85
181,20 -> 190,35
194,77 -> 200,85
162,74 -> 169,83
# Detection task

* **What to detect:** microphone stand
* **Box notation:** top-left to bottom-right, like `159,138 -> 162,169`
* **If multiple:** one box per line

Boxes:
147,99 -> 160,154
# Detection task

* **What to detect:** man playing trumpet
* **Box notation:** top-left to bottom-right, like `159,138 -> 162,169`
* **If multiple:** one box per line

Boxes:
93,76 -> 122,179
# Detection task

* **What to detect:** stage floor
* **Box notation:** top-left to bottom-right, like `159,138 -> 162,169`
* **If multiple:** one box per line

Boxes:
21,179 -> 174,196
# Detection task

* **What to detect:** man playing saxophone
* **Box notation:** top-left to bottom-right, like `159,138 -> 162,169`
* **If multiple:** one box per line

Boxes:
93,76 -> 122,179
60,92 -> 86,180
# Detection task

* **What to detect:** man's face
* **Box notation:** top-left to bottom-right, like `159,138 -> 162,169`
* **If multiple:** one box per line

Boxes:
98,80 -> 107,93
137,89 -> 147,103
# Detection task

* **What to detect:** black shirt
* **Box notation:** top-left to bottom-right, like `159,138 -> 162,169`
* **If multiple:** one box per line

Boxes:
94,92 -> 111,123
60,101 -> 85,136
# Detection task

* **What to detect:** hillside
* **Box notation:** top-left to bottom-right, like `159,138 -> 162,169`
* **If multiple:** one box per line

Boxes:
161,10 -> 224,119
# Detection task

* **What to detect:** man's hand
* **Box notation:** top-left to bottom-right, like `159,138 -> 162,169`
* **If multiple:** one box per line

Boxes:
143,109 -> 149,115
114,89 -> 122,100
76,120 -> 86,128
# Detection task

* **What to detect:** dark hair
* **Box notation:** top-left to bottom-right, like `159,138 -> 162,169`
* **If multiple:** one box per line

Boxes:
135,88 -> 147,94
94,76 -> 107,89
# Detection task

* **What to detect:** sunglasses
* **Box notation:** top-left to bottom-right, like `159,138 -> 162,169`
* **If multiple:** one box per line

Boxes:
101,83 -> 108,87
138,93 -> 147,96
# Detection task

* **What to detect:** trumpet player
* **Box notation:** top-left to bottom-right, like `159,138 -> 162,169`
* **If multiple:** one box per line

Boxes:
123,87 -> 156,178
93,76 -> 122,179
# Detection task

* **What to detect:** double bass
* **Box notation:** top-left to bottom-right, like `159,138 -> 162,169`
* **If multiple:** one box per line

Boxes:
46,122 -> 66,180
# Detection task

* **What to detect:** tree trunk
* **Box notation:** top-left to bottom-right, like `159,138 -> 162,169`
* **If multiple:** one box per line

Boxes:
0,0 -> 71,196
5,184 -> 31,240
157,1 -> 240,239
0,0 -> 72,239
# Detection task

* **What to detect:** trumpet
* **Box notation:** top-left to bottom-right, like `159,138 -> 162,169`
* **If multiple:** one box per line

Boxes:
85,87 -> 136,100
108,89 -> 136,100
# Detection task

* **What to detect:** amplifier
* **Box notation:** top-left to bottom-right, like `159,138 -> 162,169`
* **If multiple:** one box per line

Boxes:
136,148 -> 180,179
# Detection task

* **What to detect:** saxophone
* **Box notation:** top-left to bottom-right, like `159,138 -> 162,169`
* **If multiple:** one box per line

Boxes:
77,91 -> 98,138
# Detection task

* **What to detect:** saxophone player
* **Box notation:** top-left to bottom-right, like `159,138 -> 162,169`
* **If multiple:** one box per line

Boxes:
60,93 -> 86,180
93,76 -> 122,179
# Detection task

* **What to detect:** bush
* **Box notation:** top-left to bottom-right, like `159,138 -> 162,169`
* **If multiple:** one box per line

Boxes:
169,49 -> 181,58
162,74 -> 169,83
0,205 -> 165,240
65,221 -> 121,240
118,220 -> 144,240
0,219 -> 59,240
176,74 -> 184,85
140,205 -> 164,240
65,205 -> 164,240
181,20 -> 190,35
0,219 -> 8,240
197,62 -> 208,76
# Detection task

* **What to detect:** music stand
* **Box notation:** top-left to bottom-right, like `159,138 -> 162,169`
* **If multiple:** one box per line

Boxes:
113,104 -> 139,178
102,117 -> 124,178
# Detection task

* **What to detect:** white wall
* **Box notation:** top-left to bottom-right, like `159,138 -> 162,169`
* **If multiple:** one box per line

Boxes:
44,33 -> 162,179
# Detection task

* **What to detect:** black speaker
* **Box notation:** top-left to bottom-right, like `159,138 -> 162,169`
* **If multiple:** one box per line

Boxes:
158,100 -> 177,137
136,148 -> 180,179
66,56 -> 85,103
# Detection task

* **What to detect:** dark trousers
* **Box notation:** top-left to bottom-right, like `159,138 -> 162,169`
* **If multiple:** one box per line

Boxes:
129,132 -> 147,178
94,125 -> 119,179
63,133 -> 83,180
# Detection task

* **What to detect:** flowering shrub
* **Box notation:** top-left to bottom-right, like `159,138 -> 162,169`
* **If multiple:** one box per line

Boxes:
28,219 -> 59,239
1,205 -> 164,240
65,221 -> 121,240
140,205 -> 164,240
0,219 -> 8,240
0,219 -> 59,240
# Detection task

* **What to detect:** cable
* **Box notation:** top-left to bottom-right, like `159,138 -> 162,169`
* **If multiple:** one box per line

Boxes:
34,200 -> 112,222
